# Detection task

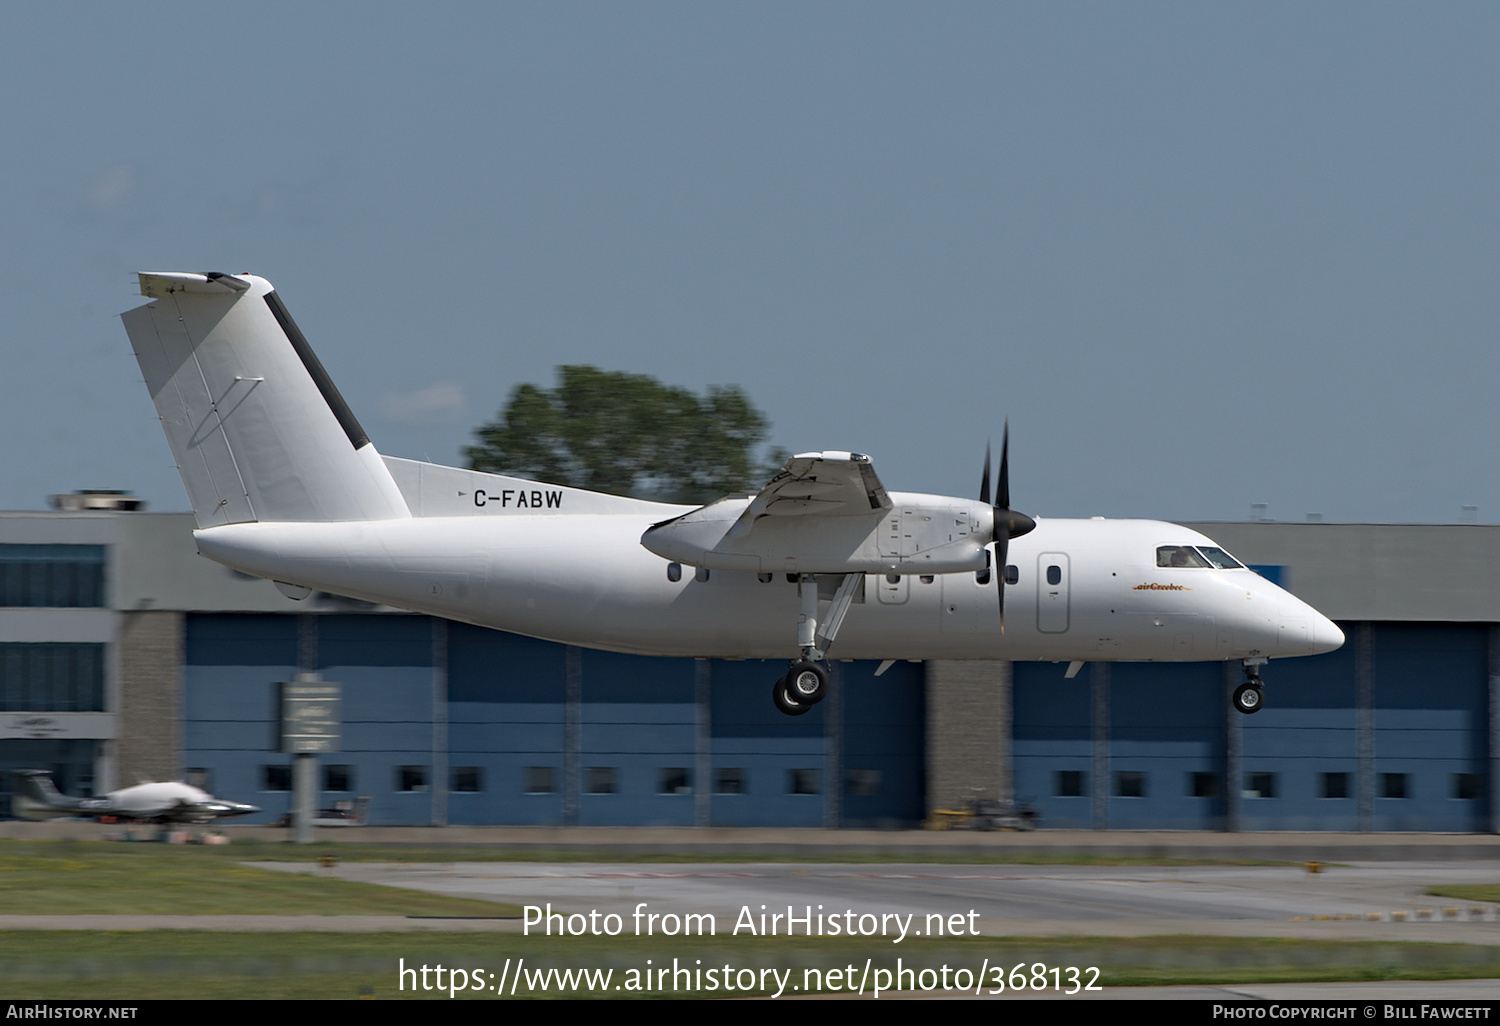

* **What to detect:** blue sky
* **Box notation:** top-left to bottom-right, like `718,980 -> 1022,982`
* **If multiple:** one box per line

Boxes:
3,4 -> 1497,523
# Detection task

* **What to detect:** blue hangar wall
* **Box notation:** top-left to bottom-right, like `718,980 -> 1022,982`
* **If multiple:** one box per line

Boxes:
183,613 -> 926,828
1012,622 -> 1492,832
184,613 -> 1495,831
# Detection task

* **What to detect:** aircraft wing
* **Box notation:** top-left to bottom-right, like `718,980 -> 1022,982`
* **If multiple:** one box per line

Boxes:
727,451 -> 892,540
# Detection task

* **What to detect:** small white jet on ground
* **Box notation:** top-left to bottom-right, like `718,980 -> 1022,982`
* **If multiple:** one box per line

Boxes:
120,272 -> 1342,717
10,769 -> 260,825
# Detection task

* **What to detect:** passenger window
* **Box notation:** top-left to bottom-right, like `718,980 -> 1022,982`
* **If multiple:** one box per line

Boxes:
976,568 -> 991,585
1004,565 -> 1019,585
1046,565 -> 1061,586
695,566 -> 710,583
1156,545 -> 1210,569
886,574 -> 901,584
919,575 -> 934,584
667,562 -> 682,582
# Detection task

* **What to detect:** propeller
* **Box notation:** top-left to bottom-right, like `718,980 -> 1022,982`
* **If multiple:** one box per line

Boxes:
981,422 -> 1036,632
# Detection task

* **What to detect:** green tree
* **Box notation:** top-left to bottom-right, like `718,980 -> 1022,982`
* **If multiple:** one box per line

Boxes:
463,366 -> 786,504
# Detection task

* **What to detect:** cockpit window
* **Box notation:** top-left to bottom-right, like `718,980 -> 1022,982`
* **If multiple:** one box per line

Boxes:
1156,545 -> 1211,568
1196,546 -> 1245,570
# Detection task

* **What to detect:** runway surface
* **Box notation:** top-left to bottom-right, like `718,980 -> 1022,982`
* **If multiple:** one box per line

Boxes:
240,859 -> 1500,942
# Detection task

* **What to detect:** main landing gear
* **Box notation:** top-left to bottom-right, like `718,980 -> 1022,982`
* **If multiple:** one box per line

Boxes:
770,573 -> 858,715
1233,659 -> 1266,715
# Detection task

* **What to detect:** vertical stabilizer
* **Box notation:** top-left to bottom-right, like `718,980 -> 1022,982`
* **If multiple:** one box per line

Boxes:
122,273 -> 411,527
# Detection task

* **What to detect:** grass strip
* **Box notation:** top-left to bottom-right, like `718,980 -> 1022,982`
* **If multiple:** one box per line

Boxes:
0,838 -> 1292,867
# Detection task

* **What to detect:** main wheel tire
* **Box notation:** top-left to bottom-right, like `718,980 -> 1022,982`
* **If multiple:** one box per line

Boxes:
1233,682 -> 1264,715
786,660 -> 828,704
772,676 -> 812,716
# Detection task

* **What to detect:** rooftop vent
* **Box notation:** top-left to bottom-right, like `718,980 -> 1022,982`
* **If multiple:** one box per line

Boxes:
48,490 -> 146,512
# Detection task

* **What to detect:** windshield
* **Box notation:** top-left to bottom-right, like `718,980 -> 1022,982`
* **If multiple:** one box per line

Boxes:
1156,545 -> 1245,569
1156,545 -> 1210,568
1196,546 -> 1245,569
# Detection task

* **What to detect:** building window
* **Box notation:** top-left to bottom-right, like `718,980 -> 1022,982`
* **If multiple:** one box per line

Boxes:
262,765 -> 291,791
1055,770 -> 1086,797
0,643 -> 105,712
1454,774 -> 1483,800
524,767 -> 556,794
451,767 -> 482,793
715,768 -> 746,795
1189,772 -> 1217,798
0,545 -> 105,607
325,765 -> 354,792
846,770 -> 882,796
397,766 -> 428,792
586,767 -> 617,795
658,768 -> 691,795
1115,771 -> 1146,798
186,767 -> 212,793
1381,773 -> 1408,799
1320,773 -> 1349,799
788,769 -> 820,795
1245,773 -> 1277,799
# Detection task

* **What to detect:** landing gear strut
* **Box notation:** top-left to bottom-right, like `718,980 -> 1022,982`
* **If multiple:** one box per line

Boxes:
1233,659 -> 1266,715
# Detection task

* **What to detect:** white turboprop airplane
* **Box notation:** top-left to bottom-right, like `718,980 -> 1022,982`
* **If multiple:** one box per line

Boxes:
10,769 -> 260,825
120,272 -> 1343,718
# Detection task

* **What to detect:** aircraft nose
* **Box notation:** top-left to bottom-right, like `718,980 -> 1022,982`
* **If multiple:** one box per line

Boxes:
1310,615 -> 1345,655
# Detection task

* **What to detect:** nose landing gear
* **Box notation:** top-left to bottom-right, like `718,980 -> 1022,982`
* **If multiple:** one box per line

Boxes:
1233,659 -> 1266,715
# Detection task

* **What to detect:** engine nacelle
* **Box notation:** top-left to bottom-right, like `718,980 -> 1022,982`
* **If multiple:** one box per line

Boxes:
641,492 -> 992,574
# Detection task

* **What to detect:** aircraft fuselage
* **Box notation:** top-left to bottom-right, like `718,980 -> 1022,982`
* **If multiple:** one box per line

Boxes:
194,508 -> 1338,664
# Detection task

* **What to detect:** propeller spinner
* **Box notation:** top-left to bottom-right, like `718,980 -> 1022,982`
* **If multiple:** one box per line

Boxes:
981,423 -> 1036,632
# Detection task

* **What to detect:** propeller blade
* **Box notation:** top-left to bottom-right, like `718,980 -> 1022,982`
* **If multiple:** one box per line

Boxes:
979,441 -> 992,508
984,420 -> 1035,632
998,422 -> 1010,512
996,535 -> 1008,634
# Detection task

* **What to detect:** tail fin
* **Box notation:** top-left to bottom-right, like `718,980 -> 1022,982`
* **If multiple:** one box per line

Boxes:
121,272 -> 411,527
9,769 -> 77,820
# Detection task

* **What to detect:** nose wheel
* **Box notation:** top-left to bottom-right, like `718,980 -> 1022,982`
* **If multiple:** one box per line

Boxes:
1232,682 -> 1264,714
1233,661 -> 1265,715
772,660 -> 828,716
